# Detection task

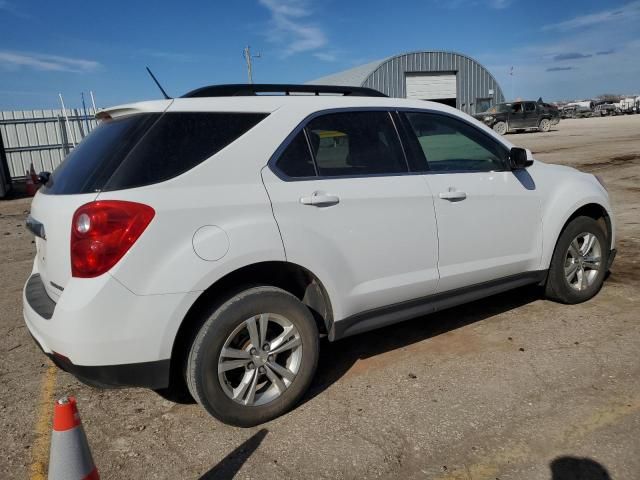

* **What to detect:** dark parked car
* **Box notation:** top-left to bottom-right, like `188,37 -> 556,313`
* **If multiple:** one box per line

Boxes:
474,100 -> 560,135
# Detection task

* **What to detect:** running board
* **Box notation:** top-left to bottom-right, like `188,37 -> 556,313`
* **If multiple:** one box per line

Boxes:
330,271 -> 547,341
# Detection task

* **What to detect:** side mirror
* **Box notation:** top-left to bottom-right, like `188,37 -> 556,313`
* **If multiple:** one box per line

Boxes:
37,171 -> 51,185
509,147 -> 533,169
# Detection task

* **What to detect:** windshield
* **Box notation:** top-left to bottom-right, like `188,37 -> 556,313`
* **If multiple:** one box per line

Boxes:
484,103 -> 512,114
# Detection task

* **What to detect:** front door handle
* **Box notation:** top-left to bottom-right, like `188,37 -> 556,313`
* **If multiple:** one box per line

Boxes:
300,191 -> 340,207
439,190 -> 467,201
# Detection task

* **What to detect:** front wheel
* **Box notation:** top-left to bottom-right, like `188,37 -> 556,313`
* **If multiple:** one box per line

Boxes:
493,121 -> 507,135
539,118 -> 551,132
545,216 -> 609,304
186,286 -> 319,427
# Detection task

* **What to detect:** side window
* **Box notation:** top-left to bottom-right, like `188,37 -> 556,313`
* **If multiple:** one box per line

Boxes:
512,103 -> 523,113
305,111 -> 407,177
524,102 -> 536,112
275,131 -> 316,178
403,112 -> 508,172
104,112 -> 267,191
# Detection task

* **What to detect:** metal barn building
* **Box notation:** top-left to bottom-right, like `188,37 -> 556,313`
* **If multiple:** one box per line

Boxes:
308,51 -> 504,115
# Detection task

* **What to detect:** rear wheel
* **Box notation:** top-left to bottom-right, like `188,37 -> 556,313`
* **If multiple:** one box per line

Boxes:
545,216 -> 608,304
186,286 -> 319,427
539,118 -> 551,132
493,121 -> 507,135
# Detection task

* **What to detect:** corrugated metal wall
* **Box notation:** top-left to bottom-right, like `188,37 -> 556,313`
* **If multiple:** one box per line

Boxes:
362,52 -> 505,114
0,109 -> 98,179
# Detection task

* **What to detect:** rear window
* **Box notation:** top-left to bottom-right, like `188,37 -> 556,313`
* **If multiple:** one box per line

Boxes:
42,112 -> 268,194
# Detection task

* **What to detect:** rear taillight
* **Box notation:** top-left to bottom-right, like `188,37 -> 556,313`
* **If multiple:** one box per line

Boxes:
71,201 -> 155,278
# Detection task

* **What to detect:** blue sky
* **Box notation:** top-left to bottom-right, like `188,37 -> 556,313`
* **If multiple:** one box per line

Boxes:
0,0 -> 639,109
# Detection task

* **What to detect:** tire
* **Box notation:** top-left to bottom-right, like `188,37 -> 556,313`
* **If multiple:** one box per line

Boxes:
493,121 -> 507,135
545,216 -> 609,304
539,118 -> 551,132
186,286 -> 319,427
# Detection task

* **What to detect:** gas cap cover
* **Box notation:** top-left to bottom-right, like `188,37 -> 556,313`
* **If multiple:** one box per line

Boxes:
192,225 -> 230,261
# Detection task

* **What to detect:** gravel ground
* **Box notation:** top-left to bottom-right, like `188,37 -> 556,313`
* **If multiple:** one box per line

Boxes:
1,114 -> 639,480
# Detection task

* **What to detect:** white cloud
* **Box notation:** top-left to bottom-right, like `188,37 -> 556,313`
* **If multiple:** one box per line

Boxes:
313,52 -> 337,62
543,1 -> 640,30
258,0 -> 327,55
434,0 -> 515,9
0,51 -> 100,73
476,0 -> 640,102
488,0 -> 512,9
481,37 -> 640,101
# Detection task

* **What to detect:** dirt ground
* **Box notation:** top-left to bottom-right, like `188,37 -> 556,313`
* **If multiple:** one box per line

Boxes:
1,115 -> 639,480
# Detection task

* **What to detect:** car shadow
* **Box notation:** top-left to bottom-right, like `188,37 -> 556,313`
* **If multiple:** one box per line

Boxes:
513,168 -> 536,190
198,428 -> 268,479
508,127 -> 560,135
550,456 -> 611,480
303,285 -> 542,404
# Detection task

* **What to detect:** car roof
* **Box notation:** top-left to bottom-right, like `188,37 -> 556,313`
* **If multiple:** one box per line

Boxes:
97,94 -> 516,152
100,95 -> 464,119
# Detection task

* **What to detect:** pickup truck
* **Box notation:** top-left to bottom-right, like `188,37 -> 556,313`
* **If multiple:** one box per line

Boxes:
474,100 -> 560,135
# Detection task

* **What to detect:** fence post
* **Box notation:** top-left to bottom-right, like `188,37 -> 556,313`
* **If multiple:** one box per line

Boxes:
57,116 -> 70,156
0,127 -> 11,198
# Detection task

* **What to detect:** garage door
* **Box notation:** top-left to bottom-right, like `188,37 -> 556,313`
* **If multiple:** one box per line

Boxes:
406,73 -> 457,100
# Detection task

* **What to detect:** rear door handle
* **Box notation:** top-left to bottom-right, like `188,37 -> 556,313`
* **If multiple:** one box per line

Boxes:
439,190 -> 467,201
300,191 -> 340,207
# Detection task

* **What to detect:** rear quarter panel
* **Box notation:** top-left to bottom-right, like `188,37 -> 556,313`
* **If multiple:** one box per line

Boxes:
98,111 -> 299,296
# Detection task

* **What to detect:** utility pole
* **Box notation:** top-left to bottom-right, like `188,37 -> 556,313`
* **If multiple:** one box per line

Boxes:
243,46 -> 261,84
509,66 -> 514,101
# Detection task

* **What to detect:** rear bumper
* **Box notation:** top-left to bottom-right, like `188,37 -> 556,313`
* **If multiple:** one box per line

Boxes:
29,332 -> 169,389
23,268 -> 198,389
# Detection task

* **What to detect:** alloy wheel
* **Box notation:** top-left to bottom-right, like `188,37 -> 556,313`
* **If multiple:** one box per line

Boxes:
564,232 -> 602,291
217,313 -> 303,406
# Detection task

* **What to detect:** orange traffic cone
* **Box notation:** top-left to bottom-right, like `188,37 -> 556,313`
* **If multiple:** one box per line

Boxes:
48,396 -> 99,480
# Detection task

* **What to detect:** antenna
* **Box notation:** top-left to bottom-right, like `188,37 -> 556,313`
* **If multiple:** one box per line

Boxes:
81,92 -> 90,137
145,66 -> 171,99
243,46 -> 261,84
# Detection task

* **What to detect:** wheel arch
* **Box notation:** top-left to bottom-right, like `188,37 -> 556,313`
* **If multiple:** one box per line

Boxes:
167,261 -> 333,389
543,201 -> 613,269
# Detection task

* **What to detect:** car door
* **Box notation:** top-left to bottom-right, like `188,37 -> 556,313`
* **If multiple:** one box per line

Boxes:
400,110 -> 542,293
522,102 -> 539,128
262,110 -> 439,321
509,102 -> 527,130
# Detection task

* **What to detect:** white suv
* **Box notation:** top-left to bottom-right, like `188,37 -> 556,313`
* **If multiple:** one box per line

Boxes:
23,84 -> 615,426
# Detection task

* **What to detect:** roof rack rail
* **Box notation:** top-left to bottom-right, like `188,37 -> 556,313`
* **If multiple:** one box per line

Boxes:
181,84 -> 387,98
